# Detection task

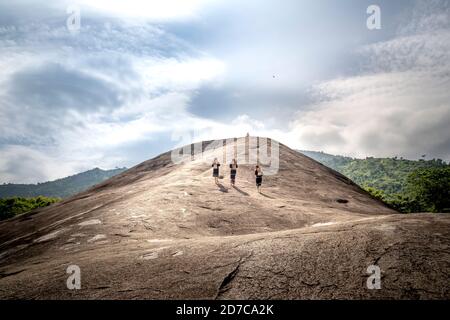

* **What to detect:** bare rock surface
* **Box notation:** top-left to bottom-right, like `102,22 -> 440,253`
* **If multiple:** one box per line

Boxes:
0,137 -> 448,299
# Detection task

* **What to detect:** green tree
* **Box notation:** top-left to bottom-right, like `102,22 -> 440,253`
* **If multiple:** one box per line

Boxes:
406,167 -> 450,213
0,196 -> 60,221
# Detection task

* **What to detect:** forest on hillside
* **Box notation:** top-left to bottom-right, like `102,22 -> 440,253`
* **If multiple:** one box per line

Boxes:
0,167 -> 127,199
0,167 -> 127,221
301,151 -> 450,213
0,196 -> 60,221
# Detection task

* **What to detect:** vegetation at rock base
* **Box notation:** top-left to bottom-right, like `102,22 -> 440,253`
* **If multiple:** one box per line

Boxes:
0,196 -> 60,221
0,167 -> 126,221
302,151 -> 450,213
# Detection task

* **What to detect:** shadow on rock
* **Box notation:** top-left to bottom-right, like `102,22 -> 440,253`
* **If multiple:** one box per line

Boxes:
233,186 -> 249,196
217,183 -> 228,193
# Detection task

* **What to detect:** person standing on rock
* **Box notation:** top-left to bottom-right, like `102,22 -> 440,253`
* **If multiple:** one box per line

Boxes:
212,158 -> 221,184
255,165 -> 263,193
229,158 -> 238,187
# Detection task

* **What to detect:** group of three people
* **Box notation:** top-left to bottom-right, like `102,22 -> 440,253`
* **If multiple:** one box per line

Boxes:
211,158 -> 263,193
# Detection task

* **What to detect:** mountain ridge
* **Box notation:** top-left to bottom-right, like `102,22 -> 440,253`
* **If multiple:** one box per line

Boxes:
0,167 -> 127,199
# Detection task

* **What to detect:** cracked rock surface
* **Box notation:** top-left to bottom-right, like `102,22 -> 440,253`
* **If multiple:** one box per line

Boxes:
0,137 -> 448,299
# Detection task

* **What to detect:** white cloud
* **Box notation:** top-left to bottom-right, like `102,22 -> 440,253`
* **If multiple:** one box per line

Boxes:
135,57 -> 226,95
76,0 -> 216,20
0,145 -> 78,183
290,71 -> 450,159
288,2 -> 450,160
0,16 -> 229,182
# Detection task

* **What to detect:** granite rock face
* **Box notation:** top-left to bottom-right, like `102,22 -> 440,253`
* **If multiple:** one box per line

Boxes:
0,137 -> 448,299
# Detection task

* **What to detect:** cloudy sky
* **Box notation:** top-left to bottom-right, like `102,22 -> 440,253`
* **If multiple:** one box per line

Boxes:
0,0 -> 449,183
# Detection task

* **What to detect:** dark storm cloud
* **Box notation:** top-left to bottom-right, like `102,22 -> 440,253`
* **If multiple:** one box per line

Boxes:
7,63 -> 124,112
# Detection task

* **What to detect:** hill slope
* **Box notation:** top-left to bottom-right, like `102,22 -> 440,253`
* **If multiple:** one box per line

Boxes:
0,167 -> 127,199
0,137 -> 448,299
